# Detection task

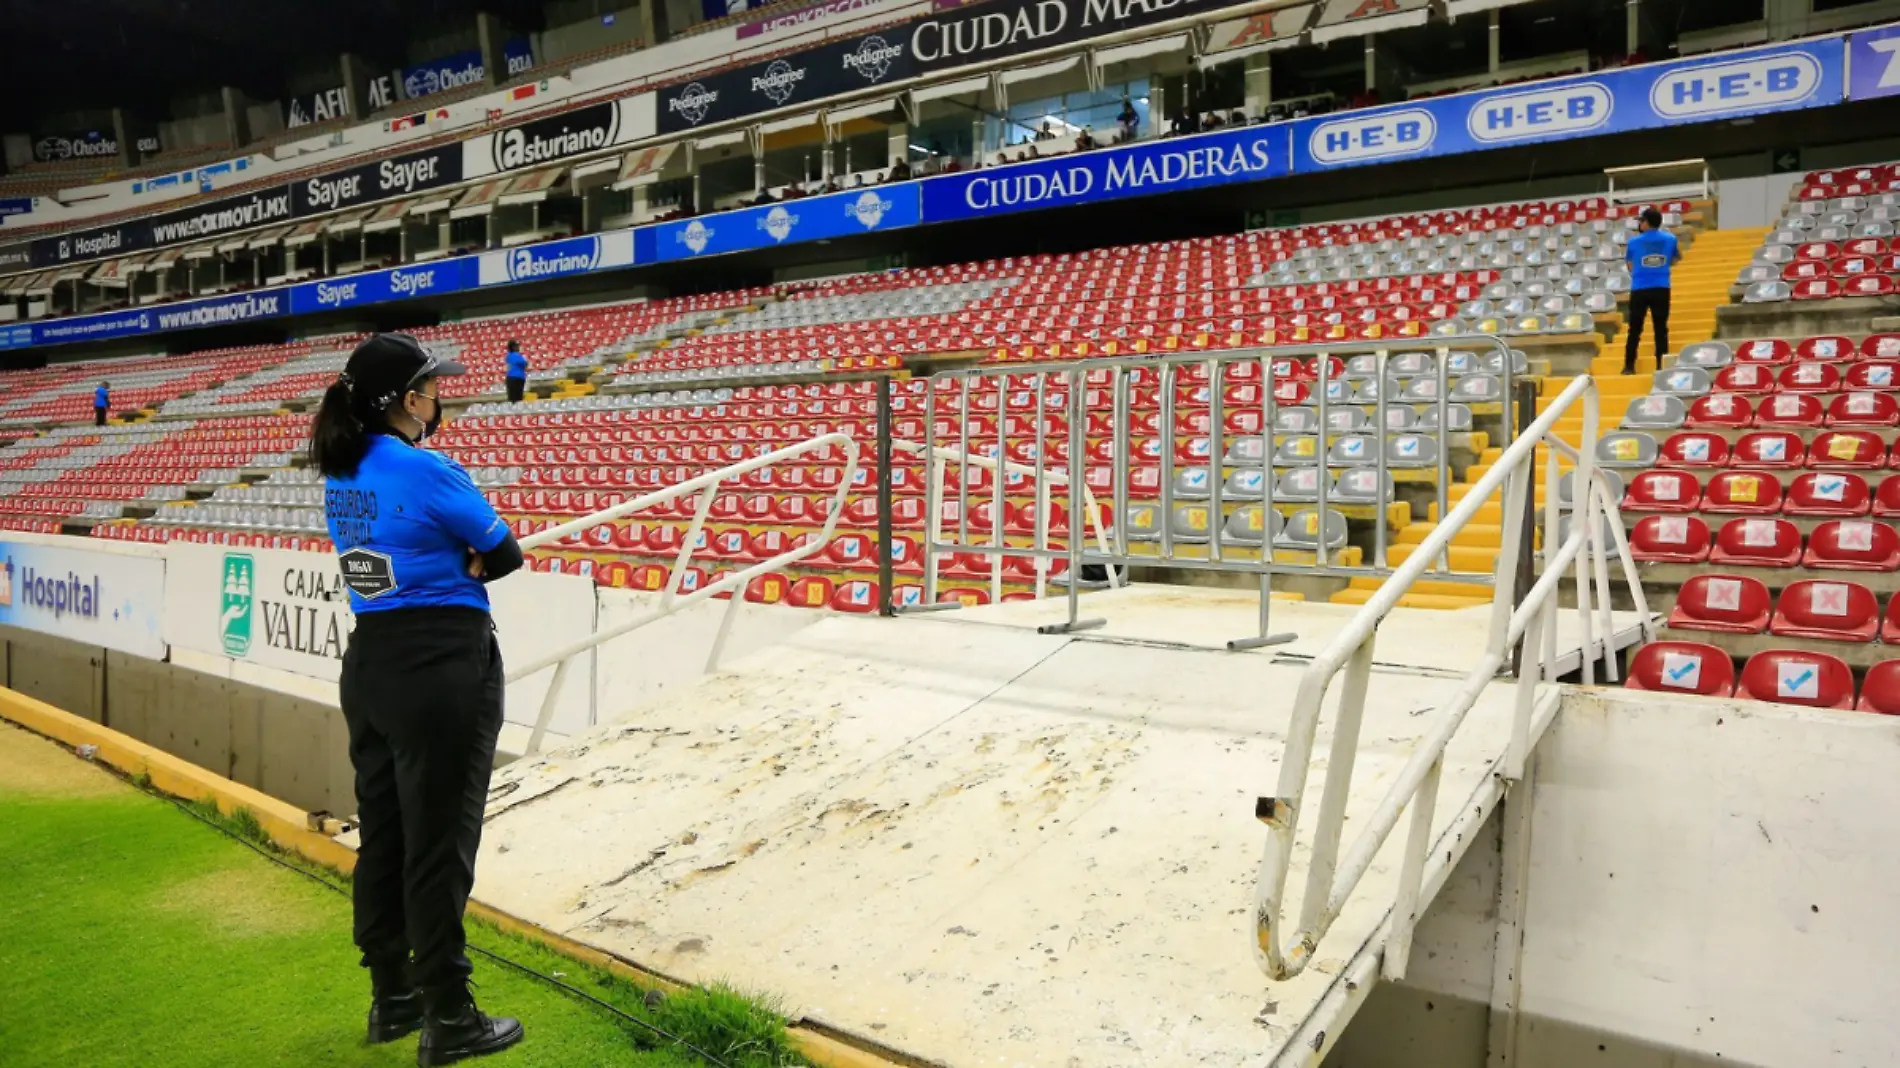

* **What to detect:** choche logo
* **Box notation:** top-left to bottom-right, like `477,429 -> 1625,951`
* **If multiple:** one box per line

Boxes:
760,206 -> 798,242
846,190 -> 891,229
680,220 -> 714,254
220,552 -> 255,656
670,82 -> 719,125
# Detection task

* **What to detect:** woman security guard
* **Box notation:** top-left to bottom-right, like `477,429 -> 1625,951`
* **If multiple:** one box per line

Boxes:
310,333 -> 526,1066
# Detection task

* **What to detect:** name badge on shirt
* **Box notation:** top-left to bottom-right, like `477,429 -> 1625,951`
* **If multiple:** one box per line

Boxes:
1641,254 -> 1667,268
339,548 -> 398,599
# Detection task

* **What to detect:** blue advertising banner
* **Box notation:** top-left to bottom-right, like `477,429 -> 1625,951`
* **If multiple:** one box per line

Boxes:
651,185 -> 921,262
0,197 -> 34,219
1848,23 -> 1900,101
288,260 -> 474,315
1292,37 -> 1846,172
0,323 -> 33,351
475,230 -> 639,287
403,38 -> 534,99
920,124 -> 1292,223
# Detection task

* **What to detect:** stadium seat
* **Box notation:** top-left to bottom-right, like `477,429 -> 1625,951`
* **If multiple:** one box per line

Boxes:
1667,574 -> 1772,633
1736,649 -> 1856,709
1797,335 -> 1855,362
1675,341 -> 1733,369
1860,333 -> 1900,360
1658,432 -> 1730,467
1733,338 -> 1793,364
1623,469 -> 1701,512
1825,391 -> 1900,427
1629,514 -> 1712,563
1875,475 -> 1900,517
1684,393 -> 1753,429
1710,517 -> 1803,567
1731,431 -> 1806,468
1701,471 -> 1782,514
1596,431 -> 1658,469
1625,641 -> 1736,696
1803,519 -> 1900,571
1807,430 -> 1889,469
1755,393 -> 1825,428
1714,363 -> 1777,394
1652,367 -> 1712,398
1769,579 -> 1880,642
1623,394 -> 1686,430
1844,360 -> 1900,390
1857,660 -> 1900,715
1784,471 -> 1872,516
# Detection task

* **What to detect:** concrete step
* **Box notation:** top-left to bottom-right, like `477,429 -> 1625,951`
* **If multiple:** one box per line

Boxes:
1330,587 -> 1492,609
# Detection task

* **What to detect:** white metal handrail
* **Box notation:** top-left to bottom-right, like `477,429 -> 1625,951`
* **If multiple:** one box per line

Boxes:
1249,373 -> 1650,984
505,432 -> 859,754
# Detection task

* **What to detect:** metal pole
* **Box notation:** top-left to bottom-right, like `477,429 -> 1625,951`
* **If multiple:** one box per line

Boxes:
1040,371 -> 1104,635
876,373 -> 895,617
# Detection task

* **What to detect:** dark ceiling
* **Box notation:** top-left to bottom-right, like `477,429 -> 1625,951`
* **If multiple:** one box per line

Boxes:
0,0 -> 549,130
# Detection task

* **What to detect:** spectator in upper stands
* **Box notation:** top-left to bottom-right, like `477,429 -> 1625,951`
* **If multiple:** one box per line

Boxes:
94,381 -> 109,426
1037,120 -> 1057,141
1075,127 -> 1096,151
1202,111 -> 1224,130
503,339 -> 528,403
1623,206 -> 1681,375
889,158 -> 912,181
1169,111 -> 1196,137
1229,109 -> 1247,127
1118,97 -> 1139,141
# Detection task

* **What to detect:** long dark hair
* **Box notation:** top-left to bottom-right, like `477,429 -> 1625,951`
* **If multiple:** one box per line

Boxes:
309,378 -> 378,478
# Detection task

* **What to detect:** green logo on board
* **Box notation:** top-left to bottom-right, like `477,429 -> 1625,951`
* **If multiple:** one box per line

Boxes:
220,553 -> 255,657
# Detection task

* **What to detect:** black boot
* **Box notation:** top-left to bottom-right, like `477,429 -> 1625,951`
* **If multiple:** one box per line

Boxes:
418,983 -> 523,1066
367,960 -> 425,1044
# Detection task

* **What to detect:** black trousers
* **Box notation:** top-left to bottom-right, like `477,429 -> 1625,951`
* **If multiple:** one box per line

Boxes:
1625,288 -> 1671,369
505,378 -> 525,403
94,406 -> 107,426
340,606 -> 504,995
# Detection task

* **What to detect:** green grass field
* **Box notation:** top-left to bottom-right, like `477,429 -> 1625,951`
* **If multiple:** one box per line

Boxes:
0,723 -> 808,1068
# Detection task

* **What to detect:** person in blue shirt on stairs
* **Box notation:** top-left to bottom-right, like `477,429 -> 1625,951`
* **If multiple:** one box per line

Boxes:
1623,207 -> 1681,375
503,339 -> 528,404
310,333 -> 527,1066
94,381 -> 110,426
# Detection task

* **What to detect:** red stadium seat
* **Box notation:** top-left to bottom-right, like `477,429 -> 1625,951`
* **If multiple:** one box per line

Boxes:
1753,392 -> 1823,426
1733,338 -> 1793,365
1667,573 -> 1772,633
937,587 -> 992,607
596,561 -> 633,588
1701,471 -> 1781,514
1780,362 -> 1844,394
1658,432 -> 1730,467
627,564 -> 670,591
1730,431 -> 1805,468
1630,514 -> 1712,563
1684,393 -> 1753,429
1769,579 -> 1880,642
1844,360 -> 1900,390
1807,430 -> 1888,469
1876,475 -> 1900,517
1792,279 -> 1843,300
1784,471 -> 1871,516
1796,336 -> 1855,362
1710,517 -> 1803,567
1858,660 -> 1900,715
1623,469 -> 1701,512
1713,363 -> 1777,395
830,579 -> 881,613
1625,641 -> 1736,696
1842,274 -> 1897,297
1861,334 -> 1900,360
788,575 -> 835,608
1803,519 -> 1900,571
744,572 -> 792,604
1736,649 -> 1856,709
1825,391 -> 1900,427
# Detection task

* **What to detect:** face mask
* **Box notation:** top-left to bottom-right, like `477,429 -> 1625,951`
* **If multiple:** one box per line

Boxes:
420,394 -> 443,440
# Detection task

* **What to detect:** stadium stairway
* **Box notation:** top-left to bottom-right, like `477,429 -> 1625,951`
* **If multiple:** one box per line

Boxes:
1331,219 -> 1771,610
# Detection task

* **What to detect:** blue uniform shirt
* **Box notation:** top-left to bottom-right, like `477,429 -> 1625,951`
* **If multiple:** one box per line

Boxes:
94,386 -> 108,408
1626,230 -> 1679,291
505,351 -> 528,379
324,433 -> 509,614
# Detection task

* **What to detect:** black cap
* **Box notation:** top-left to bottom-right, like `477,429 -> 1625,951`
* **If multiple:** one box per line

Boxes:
341,333 -> 465,412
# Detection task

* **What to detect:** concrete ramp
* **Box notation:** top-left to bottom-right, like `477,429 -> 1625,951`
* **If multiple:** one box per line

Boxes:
473,591 -> 1635,1067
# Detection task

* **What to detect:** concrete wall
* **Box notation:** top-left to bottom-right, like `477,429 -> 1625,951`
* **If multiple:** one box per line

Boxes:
0,623 -> 353,816
1325,687 -> 1900,1068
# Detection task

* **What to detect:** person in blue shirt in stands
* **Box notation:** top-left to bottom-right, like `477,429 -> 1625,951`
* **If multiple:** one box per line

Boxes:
503,339 -> 528,404
309,333 -> 526,1066
1623,207 -> 1681,375
94,381 -> 109,426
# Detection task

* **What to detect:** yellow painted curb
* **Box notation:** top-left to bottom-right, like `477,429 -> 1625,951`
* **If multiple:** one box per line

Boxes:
0,685 -> 909,1068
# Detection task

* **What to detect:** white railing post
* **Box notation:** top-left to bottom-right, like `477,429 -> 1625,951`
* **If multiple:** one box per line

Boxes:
1295,634 -> 1378,938
1382,754 -> 1442,982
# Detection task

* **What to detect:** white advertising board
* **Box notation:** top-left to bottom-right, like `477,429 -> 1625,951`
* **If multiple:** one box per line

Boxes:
0,535 -> 167,658
163,542 -> 595,734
